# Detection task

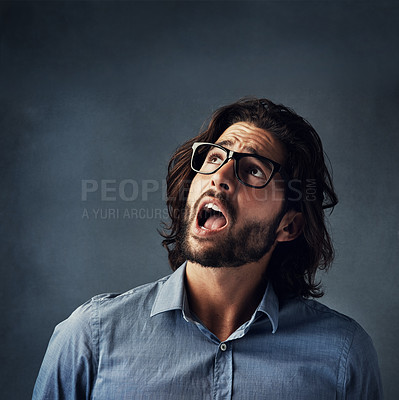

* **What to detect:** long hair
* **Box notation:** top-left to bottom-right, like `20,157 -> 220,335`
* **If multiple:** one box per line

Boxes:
161,98 -> 338,299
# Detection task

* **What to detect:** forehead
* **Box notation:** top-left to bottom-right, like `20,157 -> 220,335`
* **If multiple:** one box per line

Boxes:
215,122 -> 286,164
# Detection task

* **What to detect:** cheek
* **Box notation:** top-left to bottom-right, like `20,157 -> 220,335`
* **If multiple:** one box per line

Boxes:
238,186 -> 285,218
265,180 -> 286,207
241,183 -> 285,205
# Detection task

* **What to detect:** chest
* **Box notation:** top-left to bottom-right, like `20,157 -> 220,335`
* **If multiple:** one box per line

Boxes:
91,331 -> 340,400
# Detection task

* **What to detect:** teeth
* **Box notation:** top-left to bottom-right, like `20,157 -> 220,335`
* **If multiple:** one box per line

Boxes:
204,203 -> 221,212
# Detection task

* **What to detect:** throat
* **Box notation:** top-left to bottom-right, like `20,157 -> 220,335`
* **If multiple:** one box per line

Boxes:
185,263 -> 268,341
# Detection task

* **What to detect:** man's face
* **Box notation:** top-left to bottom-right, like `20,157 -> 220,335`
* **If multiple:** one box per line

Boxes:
180,122 -> 288,268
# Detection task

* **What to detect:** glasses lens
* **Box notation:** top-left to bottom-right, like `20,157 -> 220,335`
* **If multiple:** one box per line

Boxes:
237,156 -> 274,188
192,144 -> 227,173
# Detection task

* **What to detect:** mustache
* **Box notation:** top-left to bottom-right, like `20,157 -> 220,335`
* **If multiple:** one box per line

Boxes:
193,189 -> 237,223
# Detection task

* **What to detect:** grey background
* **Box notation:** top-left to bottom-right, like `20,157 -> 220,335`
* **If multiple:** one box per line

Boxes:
1,1 -> 398,398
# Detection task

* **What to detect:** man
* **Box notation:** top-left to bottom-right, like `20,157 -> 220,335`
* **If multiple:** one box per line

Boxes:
33,98 -> 383,399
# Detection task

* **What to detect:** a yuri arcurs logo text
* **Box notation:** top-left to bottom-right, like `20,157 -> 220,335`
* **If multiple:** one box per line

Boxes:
81,207 -> 169,220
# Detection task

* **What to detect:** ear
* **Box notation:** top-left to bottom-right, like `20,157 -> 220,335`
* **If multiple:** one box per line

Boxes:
276,210 -> 304,243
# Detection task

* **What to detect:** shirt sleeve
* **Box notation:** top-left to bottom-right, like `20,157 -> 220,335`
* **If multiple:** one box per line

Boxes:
32,299 -> 98,400
341,322 -> 383,399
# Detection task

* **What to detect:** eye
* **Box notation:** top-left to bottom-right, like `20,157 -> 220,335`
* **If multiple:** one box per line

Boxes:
247,164 -> 266,179
206,151 -> 224,165
239,156 -> 274,186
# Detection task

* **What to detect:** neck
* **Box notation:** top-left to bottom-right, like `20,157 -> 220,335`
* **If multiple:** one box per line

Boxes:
185,255 -> 271,341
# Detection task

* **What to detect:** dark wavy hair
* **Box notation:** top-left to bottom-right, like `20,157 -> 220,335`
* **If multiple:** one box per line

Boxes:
161,97 -> 338,299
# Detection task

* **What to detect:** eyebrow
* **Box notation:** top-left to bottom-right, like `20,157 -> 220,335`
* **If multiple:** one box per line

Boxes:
215,139 -> 258,155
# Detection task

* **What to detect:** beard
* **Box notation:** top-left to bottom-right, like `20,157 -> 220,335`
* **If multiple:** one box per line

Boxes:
179,191 -> 285,269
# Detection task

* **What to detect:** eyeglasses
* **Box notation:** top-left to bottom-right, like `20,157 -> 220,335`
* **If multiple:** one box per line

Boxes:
191,142 -> 283,189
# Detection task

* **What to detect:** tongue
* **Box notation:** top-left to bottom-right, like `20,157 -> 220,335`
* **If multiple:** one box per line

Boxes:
204,215 -> 227,230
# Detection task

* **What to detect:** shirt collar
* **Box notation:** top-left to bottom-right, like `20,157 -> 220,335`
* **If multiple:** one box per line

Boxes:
256,280 -> 279,333
151,261 -> 279,333
150,262 -> 187,317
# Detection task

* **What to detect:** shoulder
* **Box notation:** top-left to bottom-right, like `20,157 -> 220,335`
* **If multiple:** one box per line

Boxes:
278,296 -> 377,361
64,274 -> 171,329
33,275 -> 173,398
280,296 -> 359,333
298,298 -> 379,358
299,299 -> 378,349
91,275 -> 170,307
279,297 -> 383,398
45,274 -> 172,351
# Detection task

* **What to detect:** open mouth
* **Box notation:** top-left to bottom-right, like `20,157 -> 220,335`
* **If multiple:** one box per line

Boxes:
197,202 -> 228,230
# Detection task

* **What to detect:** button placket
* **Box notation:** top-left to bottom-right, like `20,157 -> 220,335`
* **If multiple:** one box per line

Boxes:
213,342 -> 233,399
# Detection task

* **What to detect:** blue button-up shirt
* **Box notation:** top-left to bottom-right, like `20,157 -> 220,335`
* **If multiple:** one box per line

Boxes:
33,263 -> 383,399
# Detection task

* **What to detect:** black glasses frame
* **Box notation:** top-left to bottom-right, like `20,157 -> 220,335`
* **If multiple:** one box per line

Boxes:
191,142 -> 284,189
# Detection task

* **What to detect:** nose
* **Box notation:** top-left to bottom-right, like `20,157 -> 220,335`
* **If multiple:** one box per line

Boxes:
210,159 -> 237,192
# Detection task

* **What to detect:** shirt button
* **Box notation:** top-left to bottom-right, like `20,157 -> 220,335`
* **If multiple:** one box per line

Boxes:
220,343 -> 227,351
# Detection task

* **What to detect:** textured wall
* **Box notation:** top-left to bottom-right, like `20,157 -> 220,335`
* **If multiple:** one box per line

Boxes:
1,1 -> 398,398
